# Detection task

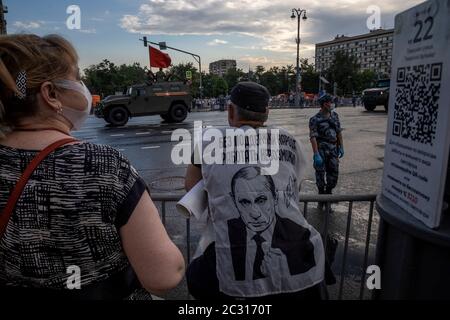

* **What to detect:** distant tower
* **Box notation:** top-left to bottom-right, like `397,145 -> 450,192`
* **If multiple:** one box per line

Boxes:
0,0 -> 8,35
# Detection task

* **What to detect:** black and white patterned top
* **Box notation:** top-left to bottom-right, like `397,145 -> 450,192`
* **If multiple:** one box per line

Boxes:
0,142 -> 147,294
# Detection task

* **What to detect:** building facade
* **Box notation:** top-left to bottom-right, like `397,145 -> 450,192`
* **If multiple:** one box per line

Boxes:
209,59 -> 237,77
315,29 -> 394,77
0,0 -> 7,35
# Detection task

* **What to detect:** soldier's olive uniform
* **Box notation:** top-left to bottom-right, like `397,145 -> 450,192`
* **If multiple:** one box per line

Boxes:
309,111 -> 342,194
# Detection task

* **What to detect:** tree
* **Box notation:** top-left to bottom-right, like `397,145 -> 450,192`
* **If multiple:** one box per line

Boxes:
324,51 -> 360,95
224,68 -> 245,92
254,65 -> 265,83
285,65 -> 296,94
201,74 -> 228,97
276,66 -> 290,93
260,68 -> 281,96
83,60 -> 147,97
167,62 -> 197,82
354,69 -> 377,93
299,59 -> 319,93
213,76 -> 228,97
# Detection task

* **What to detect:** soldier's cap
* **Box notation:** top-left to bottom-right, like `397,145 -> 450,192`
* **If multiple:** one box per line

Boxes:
230,82 -> 270,113
318,93 -> 333,105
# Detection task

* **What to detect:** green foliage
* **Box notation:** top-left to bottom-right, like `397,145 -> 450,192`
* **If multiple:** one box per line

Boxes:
354,69 -> 378,93
324,51 -> 359,95
300,59 -> 319,93
167,62 -> 197,82
224,68 -> 245,92
202,73 -> 228,97
260,68 -> 281,95
82,55 -> 383,99
83,59 -> 146,97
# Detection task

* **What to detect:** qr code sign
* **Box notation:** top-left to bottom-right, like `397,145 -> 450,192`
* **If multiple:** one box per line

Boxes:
393,63 -> 442,146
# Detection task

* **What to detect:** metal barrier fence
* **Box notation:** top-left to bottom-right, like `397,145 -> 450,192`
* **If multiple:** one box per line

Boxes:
151,193 -> 378,300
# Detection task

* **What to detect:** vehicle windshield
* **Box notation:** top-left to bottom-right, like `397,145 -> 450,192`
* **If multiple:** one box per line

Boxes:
377,80 -> 390,88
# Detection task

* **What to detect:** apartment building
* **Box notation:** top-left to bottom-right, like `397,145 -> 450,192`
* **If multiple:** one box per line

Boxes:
209,59 -> 237,77
315,29 -> 394,77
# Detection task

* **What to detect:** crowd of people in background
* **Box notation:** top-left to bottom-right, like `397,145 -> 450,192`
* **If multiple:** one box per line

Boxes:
192,93 -> 363,111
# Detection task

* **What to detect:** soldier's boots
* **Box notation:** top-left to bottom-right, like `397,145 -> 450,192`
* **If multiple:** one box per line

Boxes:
318,188 -> 338,211
317,188 -> 326,210
326,187 -> 338,205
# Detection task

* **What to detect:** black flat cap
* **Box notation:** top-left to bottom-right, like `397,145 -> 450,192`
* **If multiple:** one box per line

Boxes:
230,82 -> 270,113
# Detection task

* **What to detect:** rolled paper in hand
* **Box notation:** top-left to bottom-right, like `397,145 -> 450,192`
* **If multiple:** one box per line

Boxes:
176,180 -> 207,220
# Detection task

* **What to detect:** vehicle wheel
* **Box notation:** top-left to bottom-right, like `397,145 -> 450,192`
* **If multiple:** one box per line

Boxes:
109,106 -> 129,126
364,103 -> 376,112
167,104 -> 188,123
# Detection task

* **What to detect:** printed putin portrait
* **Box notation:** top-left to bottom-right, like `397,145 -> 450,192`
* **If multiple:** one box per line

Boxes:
227,167 -> 316,281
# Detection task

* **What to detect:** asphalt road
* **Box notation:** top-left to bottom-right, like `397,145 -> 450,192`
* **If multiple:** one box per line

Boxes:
74,106 -> 388,192
73,106 -> 389,299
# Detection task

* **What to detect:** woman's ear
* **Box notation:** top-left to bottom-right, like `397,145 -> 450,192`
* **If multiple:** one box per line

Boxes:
39,81 -> 61,112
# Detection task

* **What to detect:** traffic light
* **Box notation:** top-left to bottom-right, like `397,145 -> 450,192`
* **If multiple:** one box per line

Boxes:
143,36 -> 148,47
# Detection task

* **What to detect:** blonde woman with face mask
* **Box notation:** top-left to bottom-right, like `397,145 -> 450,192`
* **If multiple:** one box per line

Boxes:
0,34 -> 185,300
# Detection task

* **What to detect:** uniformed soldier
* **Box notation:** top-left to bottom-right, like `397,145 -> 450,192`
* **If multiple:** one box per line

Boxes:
309,93 -> 344,207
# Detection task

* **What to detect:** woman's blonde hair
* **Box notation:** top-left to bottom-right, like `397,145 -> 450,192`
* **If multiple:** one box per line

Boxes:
0,34 -> 78,138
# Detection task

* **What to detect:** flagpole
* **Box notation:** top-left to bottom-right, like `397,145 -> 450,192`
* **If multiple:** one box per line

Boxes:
141,37 -> 203,100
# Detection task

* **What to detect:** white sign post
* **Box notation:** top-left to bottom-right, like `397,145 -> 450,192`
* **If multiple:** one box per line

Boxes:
382,0 -> 450,228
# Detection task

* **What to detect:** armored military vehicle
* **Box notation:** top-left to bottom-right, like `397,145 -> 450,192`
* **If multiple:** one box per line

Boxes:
94,81 -> 192,126
361,78 -> 390,112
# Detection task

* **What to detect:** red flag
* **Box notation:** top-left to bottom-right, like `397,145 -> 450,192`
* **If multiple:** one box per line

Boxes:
149,46 -> 171,68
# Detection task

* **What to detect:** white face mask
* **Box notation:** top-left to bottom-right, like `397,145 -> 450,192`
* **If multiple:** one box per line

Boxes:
53,79 -> 92,131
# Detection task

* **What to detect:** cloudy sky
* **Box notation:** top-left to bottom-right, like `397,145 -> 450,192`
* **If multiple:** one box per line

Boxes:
6,0 -> 424,72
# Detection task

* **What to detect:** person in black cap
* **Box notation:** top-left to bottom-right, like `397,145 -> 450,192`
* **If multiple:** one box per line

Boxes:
309,93 -> 344,209
185,81 -> 272,189
184,82 -> 325,301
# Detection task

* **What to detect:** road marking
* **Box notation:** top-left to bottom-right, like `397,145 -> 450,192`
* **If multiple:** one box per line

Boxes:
111,134 -> 125,137
136,132 -> 151,135
118,149 -> 126,152
141,146 -> 161,150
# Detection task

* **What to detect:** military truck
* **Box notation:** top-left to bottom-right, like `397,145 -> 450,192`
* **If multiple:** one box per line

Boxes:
94,81 -> 193,126
361,78 -> 390,112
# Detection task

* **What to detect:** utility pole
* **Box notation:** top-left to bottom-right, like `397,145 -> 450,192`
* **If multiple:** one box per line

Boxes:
0,0 -> 8,35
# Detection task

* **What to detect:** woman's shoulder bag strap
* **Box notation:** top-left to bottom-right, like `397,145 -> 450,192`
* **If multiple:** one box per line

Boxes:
0,138 -> 78,238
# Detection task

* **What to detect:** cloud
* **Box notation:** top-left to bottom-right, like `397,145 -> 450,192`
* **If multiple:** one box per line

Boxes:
119,0 -> 424,67
207,39 -> 228,46
79,28 -> 97,34
13,21 -> 42,29
239,55 -> 294,68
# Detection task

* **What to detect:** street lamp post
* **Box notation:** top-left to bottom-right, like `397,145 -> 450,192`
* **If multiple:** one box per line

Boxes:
291,8 -> 307,108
